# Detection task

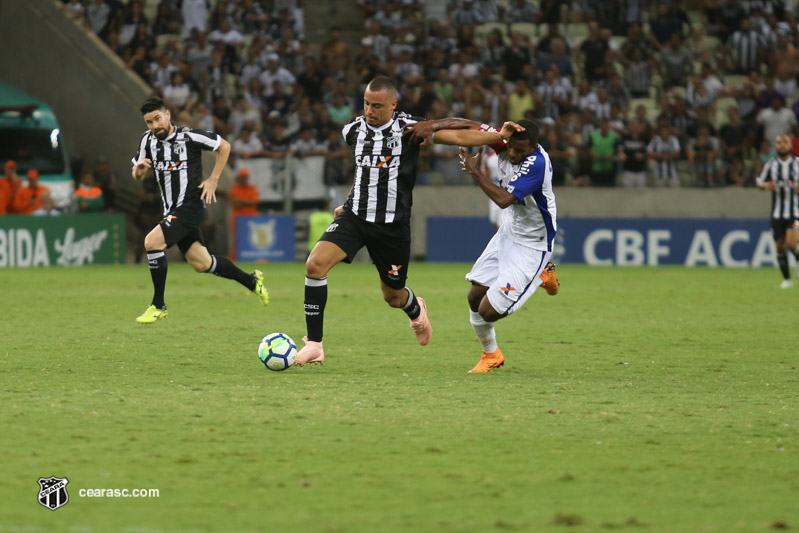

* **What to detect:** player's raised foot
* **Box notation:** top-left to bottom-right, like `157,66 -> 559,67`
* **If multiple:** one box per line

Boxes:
540,261 -> 560,295
251,270 -> 270,305
409,297 -> 432,345
780,279 -> 794,289
136,305 -> 167,324
295,336 -> 324,366
468,348 -> 505,374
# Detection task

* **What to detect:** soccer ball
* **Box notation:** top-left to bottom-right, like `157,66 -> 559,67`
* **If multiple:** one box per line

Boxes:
258,332 -> 297,371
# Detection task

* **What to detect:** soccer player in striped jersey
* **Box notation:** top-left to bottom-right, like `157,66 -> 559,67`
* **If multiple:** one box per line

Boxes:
131,96 -> 269,324
755,135 -> 799,288
295,76 -> 522,366
435,120 -> 559,373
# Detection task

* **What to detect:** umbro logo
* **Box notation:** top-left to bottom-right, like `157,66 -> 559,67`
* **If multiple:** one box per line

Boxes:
325,223 -> 339,232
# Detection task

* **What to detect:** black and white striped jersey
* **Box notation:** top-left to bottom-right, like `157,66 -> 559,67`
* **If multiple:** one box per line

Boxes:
341,111 -> 423,224
132,126 -> 221,215
756,156 -> 799,220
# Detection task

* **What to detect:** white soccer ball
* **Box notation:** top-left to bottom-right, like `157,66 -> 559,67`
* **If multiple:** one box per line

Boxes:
258,332 -> 297,371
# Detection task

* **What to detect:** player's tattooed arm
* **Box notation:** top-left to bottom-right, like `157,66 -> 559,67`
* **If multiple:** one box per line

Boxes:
402,118 -> 478,145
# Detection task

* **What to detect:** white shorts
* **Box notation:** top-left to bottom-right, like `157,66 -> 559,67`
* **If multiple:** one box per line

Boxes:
465,231 -> 552,316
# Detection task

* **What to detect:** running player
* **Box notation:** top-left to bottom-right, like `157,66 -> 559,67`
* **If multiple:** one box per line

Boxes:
755,134 -> 799,288
131,96 -> 269,323
434,119 -> 560,373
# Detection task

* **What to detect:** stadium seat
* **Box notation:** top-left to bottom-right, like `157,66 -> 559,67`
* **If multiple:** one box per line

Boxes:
724,74 -> 748,88
715,97 -> 737,124
509,22 -> 538,42
565,23 -> 589,46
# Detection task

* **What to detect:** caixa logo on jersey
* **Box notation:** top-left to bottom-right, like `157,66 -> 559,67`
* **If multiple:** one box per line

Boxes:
153,160 -> 187,172
37,476 -> 69,511
355,155 -> 400,168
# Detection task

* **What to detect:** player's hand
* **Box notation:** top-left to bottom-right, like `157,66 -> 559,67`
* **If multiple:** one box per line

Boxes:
133,159 -> 151,180
333,205 -> 344,217
499,121 -> 525,140
459,147 -> 483,176
403,121 -> 435,146
199,177 -> 219,203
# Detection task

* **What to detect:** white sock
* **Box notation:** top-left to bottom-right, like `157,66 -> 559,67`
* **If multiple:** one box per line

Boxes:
470,310 -> 498,354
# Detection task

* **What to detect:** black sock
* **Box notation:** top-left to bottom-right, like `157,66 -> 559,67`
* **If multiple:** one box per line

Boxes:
147,250 -> 167,309
778,252 -> 790,280
206,255 -> 255,290
305,276 -> 327,342
402,287 -> 421,320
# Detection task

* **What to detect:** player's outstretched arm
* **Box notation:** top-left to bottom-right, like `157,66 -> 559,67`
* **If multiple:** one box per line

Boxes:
434,121 -> 524,147
402,117 -> 478,145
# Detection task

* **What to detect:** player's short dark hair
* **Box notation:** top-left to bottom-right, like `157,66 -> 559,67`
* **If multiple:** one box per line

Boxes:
366,76 -> 397,98
140,96 -> 167,115
510,119 -> 540,146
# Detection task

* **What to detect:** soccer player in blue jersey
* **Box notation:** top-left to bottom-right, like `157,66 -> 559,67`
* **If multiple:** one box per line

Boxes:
429,119 -> 560,373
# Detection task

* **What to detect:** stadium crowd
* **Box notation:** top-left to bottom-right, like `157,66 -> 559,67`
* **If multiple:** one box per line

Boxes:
37,0 -> 799,200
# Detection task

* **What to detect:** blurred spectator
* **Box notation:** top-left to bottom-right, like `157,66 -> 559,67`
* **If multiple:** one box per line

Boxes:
589,118 -> 620,187
606,74 -> 631,111
63,0 -> 85,21
725,159 -> 750,187
453,0 -> 486,26
184,30 -> 213,87
507,80 -> 535,122
686,77 -> 715,111
229,96 -> 262,138
319,28 -> 351,77
181,0 -> 209,39
74,172 -> 105,213
259,53 -> 296,97
649,4 -> 683,51
232,127 -> 266,159
772,35 -> 799,99
756,76 -> 785,110
288,127 -> 327,159
647,124 -> 681,187
537,23 -> 568,56
688,125 -> 721,187
573,78 -> 599,112
150,49 -> 179,92
578,22 -> 609,83
32,191 -> 62,216
537,38 -> 574,79
481,29 -> 506,66
92,156 -> 117,212
724,19 -> 766,74
163,71 -> 193,112
658,33 -> 693,89
120,0 -> 147,49
719,107 -> 749,164
686,25 -> 714,64
540,128 -> 570,187
535,69 -> 568,120
0,161 -> 22,215
228,167 -> 259,260
504,0 -> 538,23
503,32 -> 533,91
241,77 -> 266,111
757,96 -> 797,146
591,87 -> 612,121
618,120 -> 649,187
12,169 -> 50,215
296,56 -> 325,104
152,1 -> 182,36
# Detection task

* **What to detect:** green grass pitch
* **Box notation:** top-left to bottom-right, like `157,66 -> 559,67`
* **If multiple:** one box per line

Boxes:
1,262 -> 797,532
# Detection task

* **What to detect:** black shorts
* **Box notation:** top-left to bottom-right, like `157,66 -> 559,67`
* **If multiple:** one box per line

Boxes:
318,209 -> 411,290
771,218 -> 799,241
159,204 -> 206,254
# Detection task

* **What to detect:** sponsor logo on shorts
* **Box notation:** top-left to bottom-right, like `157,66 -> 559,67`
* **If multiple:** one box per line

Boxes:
500,283 -> 516,295
388,264 -> 403,277
325,223 -> 339,233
